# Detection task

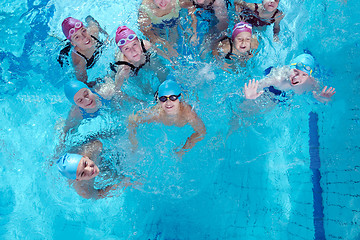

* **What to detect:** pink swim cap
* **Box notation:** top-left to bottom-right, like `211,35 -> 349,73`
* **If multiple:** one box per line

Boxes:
231,22 -> 252,41
115,26 -> 137,50
62,17 -> 84,40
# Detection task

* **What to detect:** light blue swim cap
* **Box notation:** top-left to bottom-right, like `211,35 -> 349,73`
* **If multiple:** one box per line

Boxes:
158,80 -> 181,97
290,54 -> 315,76
64,81 -> 89,104
57,153 -> 83,179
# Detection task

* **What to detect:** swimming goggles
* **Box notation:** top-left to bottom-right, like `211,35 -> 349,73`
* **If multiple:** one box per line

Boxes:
69,21 -> 83,37
290,62 -> 313,76
117,34 -> 137,47
234,22 -> 253,30
159,94 -> 181,102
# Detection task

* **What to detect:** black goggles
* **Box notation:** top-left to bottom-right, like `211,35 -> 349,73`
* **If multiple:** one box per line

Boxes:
158,94 -> 181,102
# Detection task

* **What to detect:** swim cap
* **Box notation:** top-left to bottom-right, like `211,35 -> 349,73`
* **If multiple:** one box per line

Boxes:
232,22 -> 252,41
290,53 -> 315,76
62,17 -> 84,40
158,80 -> 181,97
57,153 -> 83,179
64,80 -> 89,104
115,26 -> 137,50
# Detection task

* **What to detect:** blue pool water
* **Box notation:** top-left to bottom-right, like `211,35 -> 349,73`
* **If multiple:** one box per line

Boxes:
1,0 -> 360,239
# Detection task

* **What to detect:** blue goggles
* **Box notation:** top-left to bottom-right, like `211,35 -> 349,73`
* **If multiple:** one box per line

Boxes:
290,62 -> 313,76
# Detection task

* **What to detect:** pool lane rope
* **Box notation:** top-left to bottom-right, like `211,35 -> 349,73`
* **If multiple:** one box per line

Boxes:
309,112 -> 325,239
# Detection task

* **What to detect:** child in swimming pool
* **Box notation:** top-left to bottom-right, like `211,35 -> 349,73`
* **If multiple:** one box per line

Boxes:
56,140 -> 132,199
185,0 -> 229,36
213,22 -> 259,70
60,16 -> 108,88
138,0 -> 199,56
56,80 -> 116,156
243,54 -> 336,102
128,79 -> 206,158
234,0 -> 284,42
111,26 -> 170,94
227,54 -> 335,137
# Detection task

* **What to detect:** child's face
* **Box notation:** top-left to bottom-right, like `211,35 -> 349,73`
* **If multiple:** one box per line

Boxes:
121,40 -> 142,63
289,69 -> 309,86
71,27 -> 93,50
76,156 -> 100,181
160,96 -> 180,115
263,0 -> 279,12
154,0 -> 171,9
194,0 -> 205,4
74,88 -> 97,109
234,32 -> 252,53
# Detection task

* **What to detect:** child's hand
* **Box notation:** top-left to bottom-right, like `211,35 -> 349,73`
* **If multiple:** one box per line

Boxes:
313,86 -> 336,103
190,33 -> 199,46
244,79 -> 264,99
175,149 -> 186,160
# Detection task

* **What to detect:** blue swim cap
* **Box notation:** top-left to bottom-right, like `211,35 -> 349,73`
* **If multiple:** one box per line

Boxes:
290,54 -> 315,76
64,81 -> 89,104
158,80 -> 181,98
57,153 -> 83,179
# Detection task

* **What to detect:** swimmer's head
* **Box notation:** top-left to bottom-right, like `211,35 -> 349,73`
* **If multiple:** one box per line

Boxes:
290,53 -> 315,77
57,153 -> 82,180
64,80 -> 89,104
232,22 -> 253,53
154,0 -> 171,10
263,0 -> 279,12
158,79 -> 182,115
232,22 -> 252,41
57,153 -> 100,180
64,81 -> 97,109
62,17 -> 84,40
115,26 -> 138,51
158,79 -> 182,98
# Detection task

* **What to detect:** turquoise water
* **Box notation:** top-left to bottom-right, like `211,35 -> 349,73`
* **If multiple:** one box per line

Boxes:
1,0 -> 360,239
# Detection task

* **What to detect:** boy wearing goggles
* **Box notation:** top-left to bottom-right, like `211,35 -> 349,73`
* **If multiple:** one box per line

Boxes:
244,54 -> 336,103
61,16 -> 108,88
234,0 -> 284,42
128,79 -> 206,159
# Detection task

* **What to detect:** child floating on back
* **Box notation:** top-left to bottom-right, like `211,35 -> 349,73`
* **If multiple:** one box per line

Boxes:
244,54 -> 336,102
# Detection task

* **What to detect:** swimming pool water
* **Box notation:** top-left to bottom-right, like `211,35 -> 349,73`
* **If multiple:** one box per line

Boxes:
1,0 -> 360,239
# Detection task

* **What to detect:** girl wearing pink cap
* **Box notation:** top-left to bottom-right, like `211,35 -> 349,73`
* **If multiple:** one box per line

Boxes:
60,16 -> 108,88
138,0 -> 199,56
213,22 -> 259,68
111,26 -> 170,97
234,0 -> 284,42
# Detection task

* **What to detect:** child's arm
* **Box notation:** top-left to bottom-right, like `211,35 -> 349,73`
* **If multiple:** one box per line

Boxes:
213,0 -> 229,33
85,15 -> 109,39
244,79 -> 264,99
71,53 -> 91,86
180,0 -> 199,45
273,11 -> 284,42
312,86 -> 336,103
176,105 -> 206,158
55,107 -> 83,158
74,181 -> 119,199
128,109 -> 156,151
